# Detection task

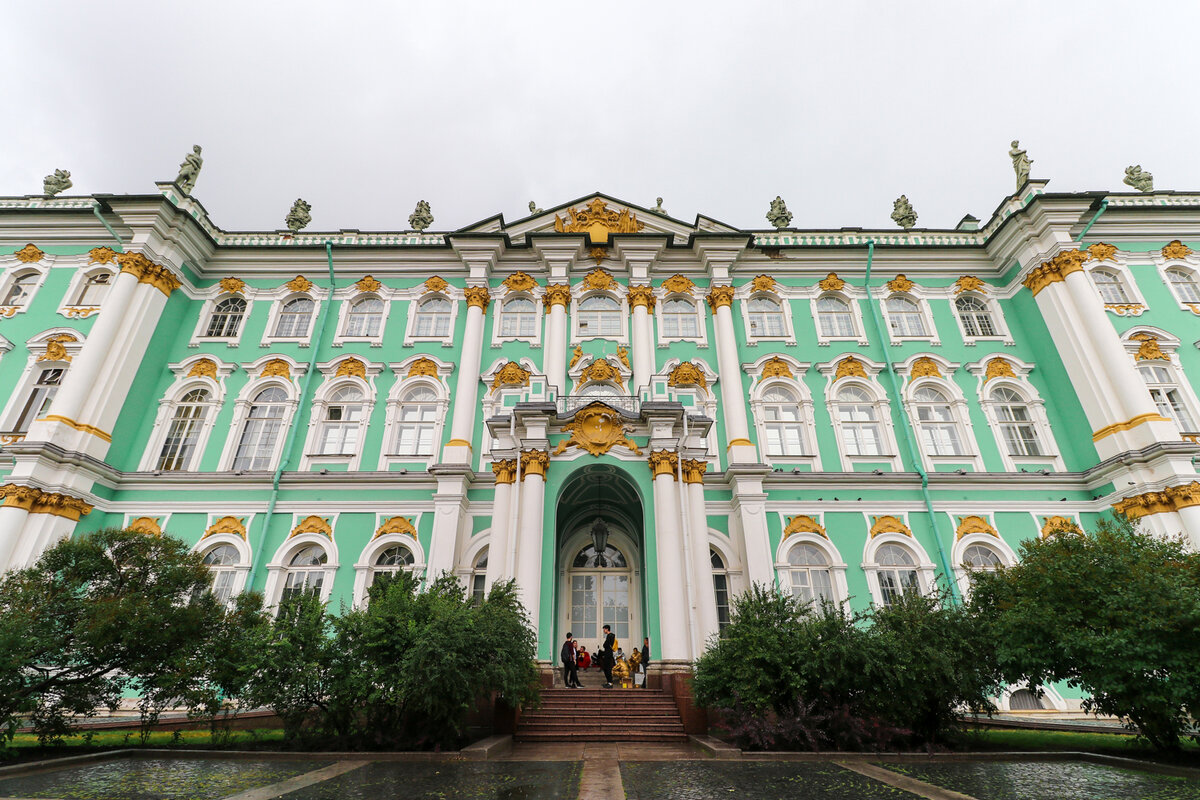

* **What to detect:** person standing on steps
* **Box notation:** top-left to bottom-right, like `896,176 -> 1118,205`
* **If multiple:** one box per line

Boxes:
561,632 -> 581,688
601,624 -> 616,688
641,637 -> 651,688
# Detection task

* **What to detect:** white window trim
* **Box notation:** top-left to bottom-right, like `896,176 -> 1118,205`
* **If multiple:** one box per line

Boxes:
263,529 -> 339,611
773,527 -> 848,606
749,362 -> 821,470
1085,258 -> 1147,316
570,289 -> 629,346
861,527 -> 937,607
709,533 -> 746,609
968,357 -> 1065,473
192,532 -> 253,602
810,291 -> 870,347
260,286 -> 328,348
352,526 -> 427,607
898,361 -> 984,473
58,265 -> 115,321
491,289 -> 544,348
217,357 -> 307,472
403,289 -> 461,348
950,526 -> 1016,599
818,359 -> 903,472
0,264 -> 50,318
737,289 -> 796,346
1122,328 -> 1200,435
1154,252 -> 1200,315
880,292 -> 940,346
0,328 -> 86,434
300,363 -> 380,471
333,287 -> 394,348
379,364 -> 451,471
457,533 -> 490,594
567,354 -> 632,396
951,291 -> 1013,346
190,291 -> 255,349
138,356 -> 234,471
654,291 -> 708,348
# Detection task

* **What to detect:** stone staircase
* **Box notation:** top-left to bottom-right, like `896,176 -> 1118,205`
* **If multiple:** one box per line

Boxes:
515,679 -> 687,742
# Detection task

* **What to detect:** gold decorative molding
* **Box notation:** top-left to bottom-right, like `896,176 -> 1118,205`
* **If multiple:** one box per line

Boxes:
1022,249 -> 1088,296
983,357 -> 1015,382
626,284 -> 656,311
953,276 -> 986,295
784,514 -> 827,539
491,360 -> 531,393
1169,480 -> 1200,510
667,361 -> 708,392
661,274 -> 694,295
117,252 -> 181,297
909,356 -> 942,380
464,286 -> 491,312
554,198 -> 644,244
40,415 -> 111,442
491,459 -> 517,485
1086,242 -> 1118,262
1091,412 -> 1170,442
0,484 -> 93,521
14,243 -> 44,263
374,516 -> 417,538
127,516 -> 162,536
520,449 -> 549,480
705,285 -> 735,311
0,433 -> 26,446
553,403 -> 642,457
647,449 -> 679,479
568,345 -> 583,368
187,358 -> 218,379
682,458 -> 707,484
834,356 -> 867,381
502,271 -> 537,293
355,275 -> 382,293
0,307 -> 18,318
203,516 -> 247,539
588,247 -> 607,265
406,357 -> 439,379
1040,515 -> 1082,538
219,277 -> 246,295
543,283 -> 571,310
285,275 -> 313,293
88,246 -> 119,265
260,358 -> 292,379
1112,481 -> 1200,519
760,356 -> 793,380
955,515 -> 997,540
817,272 -> 845,292
63,307 -> 99,319
869,515 -> 911,538
1161,240 -> 1192,260
1104,303 -> 1146,316
582,268 -> 616,292
335,358 -> 367,379
1132,334 -> 1169,361
446,439 -> 472,449
727,438 -> 753,448
38,333 -> 77,362
290,515 -> 333,538
750,274 -> 777,293
886,274 -> 915,294
616,346 -> 630,370
424,275 -> 449,294
580,357 -> 621,385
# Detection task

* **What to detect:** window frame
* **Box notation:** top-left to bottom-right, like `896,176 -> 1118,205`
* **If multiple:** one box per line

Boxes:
750,373 -> 820,469
404,291 -> 460,347
191,289 -> 255,349
571,290 -> 628,345
862,531 -> 935,608
58,267 -> 114,319
951,292 -> 1011,345
738,290 -> 796,346
950,527 -> 1016,598
1085,262 -> 1147,316
823,368 -> 902,471
903,372 -> 982,472
492,291 -> 543,347
302,370 -> 376,471
773,528 -> 848,607
218,367 -> 301,472
655,293 -> 706,346
352,528 -> 426,606
881,292 -> 939,344
1156,252 -> 1200,314
0,329 -> 85,437
265,532 -> 338,610
1124,332 -> 1200,435
971,359 -> 1064,472
333,292 -> 390,347
139,357 -> 231,472
379,371 -> 449,470
193,534 -> 252,606
0,267 -> 47,316
260,288 -> 325,348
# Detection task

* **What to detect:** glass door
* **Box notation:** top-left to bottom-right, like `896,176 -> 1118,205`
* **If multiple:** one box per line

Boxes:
601,573 -> 629,642
570,574 -> 598,641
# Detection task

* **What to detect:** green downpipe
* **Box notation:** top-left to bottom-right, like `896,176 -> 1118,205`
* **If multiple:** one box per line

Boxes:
861,241 -> 959,602
91,205 -> 125,252
1076,198 -> 1109,245
247,242 -> 338,586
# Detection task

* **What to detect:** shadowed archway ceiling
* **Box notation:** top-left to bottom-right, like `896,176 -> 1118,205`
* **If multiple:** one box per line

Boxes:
556,464 -> 644,544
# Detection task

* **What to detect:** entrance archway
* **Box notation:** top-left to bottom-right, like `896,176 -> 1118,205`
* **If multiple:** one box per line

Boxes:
555,464 -> 645,655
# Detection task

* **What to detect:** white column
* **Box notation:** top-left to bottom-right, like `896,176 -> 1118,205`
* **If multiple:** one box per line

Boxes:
1176,503 -> 1200,549
628,287 -> 655,395
0,506 -> 32,571
649,450 -> 691,660
443,288 -> 490,465
425,478 -> 467,582
513,450 -> 548,642
683,463 -> 719,650
485,460 -> 516,588
542,286 -> 570,396
731,477 -> 774,586
706,287 -> 756,462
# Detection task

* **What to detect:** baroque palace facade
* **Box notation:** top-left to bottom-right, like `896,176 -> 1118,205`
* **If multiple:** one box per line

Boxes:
2,181 -> 1200,708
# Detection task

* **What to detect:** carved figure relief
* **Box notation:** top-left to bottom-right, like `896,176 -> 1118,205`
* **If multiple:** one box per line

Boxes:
1041,516 -> 1082,538
660,274 -> 695,294
260,358 -> 292,378
869,515 -> 911,538
953,276 -> 986,295
909,357 -> 942,380
424,276 -> 449,294
1132,335 -> 1169,361
1086,243 -> 1118,263
750,275 -> 777,293
891,196 -> 917,229
1161,240 -> 1193,260
291,515 -> 333,538
886,275 -> 915,294
127,516 -> 162,536
582,268 -> 616,292
285,275 -> 313,293
765,196 -> 792,229
833,356 -> 867,380
203,516 -> 247,539
503,271 -> 537,292
784,514 -> 827,538
760,356 -> 794,380
355,275 -> 382,293
580,358 -> 620,385
616,346 -> 631,370
375,516 -> 417,538
14,244 -> 44,263
553,403 -> 642,456
667,361 -> 708,392
406,357 -> 440,378
38,334 -> 77,363
554,199 -> 644,244
89,246 -> 119,265
408,200 -> 434,231
219,277 -> 246,295
285,199 -> 312,232
43,169 -> 73,196
491,360 -> 531,393
187,358 -> 218,379
983,358 -> 1016,382
335,358 -> 367,378
955,515 -> 998,539
818,272 -> 845,292
569,345 -> 583,368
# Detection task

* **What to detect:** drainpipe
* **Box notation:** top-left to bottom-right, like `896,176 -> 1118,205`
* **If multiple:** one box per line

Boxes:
246,242 -> 338,587
1076,198 -> 1109,245
861,241 -> 959,602
92,204 -> 125,252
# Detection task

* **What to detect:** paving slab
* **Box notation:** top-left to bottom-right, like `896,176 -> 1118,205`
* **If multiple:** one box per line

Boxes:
271,760 -> 582,800
621,760 -> 924,799
884,760 -> 1200,800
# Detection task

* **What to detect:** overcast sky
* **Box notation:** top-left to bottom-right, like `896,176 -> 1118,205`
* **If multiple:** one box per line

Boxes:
4,2 -> 1199,233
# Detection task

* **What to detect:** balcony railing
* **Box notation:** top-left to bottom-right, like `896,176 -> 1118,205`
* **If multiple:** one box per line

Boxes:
557,395 -> 640,417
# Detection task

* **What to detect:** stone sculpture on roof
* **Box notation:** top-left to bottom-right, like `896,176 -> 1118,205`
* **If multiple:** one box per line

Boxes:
175,145 -> 203,194
1124,165 -> 1154,193
529,200 -> 542,215
891,195 -> 917,229
43,169 -> 72,196
1009,140 -> 1032,189
409,200 -> 434,232
651,197 -> 666,214
285,199 -> 312,232
765,196 -> 792,229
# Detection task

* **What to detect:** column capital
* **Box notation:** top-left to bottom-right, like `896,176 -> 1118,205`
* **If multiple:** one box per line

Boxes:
542,283 -> 571,311
116,252 -> 182,297
0,484 -> 93,521
520,449 -> 549,480
681,458 -> 708,484
1022,249 -> 1088,296
1113,480 -> 1200,519
705,285 -> 735,312
647,449 -> 679,479
464,286 -> 492,313
627,284 -> 656,312
491,459 -> 517,485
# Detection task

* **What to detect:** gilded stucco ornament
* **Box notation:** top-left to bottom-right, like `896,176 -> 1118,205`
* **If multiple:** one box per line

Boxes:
955,515 -> 998,540
175,145 -> 203,194
375,516 -> 417,538
38,334 -> 77,362
0,485 -> 92,521
1086,243 -> 1118,262
886,274 -> 915,294
588,247 -> 607,265
682,458 -> 707,484
1113,481 -> 1200,519
765,196 -> 792,229
408,200 -> 434,232
285,275 -> 313,293
1123,165 -> 1154,192
869,515 -> 911,538
14,244 -> 44,263
502,271 -> 537,293
616,346 -> 631,370
285,198 -> 312,232
909,356 -> 942,379
834,356 -> 867,380
464,286 -> 491,312
291,515 -> 333,538
818,272 -> 846,292
760,356 -> 794,380
580,358 -> 620,384
569,346 -> 583,369
491,460 -> 517,485
667,361 -> 708,392
626,284 -> 656,310
406,357 -> 439,378
784,514 -> 827,539
491,360 -> 531,393
187,358 -> 218,379
219,277 -> 246,295
203,516 -> 247,539
355,275 -> 382,293
543,283 -> 571,310
891,196 -> 917,229
953,276 -> 986,295
260,358 -> 292,378
554,199 -> 644,244
1041,516 -> 1082,538
705,285 -> 735,311
1022,249 -> 1088,295
1104,303 -> 1146,317
117,252 -> 182,297
983,357 -> 1015,382
43,169 -> 72,196
553,403 -> 642,457
89,246 -> 119,265
750,275 -> 777,293
1132,334 -> 1169,361
647,449 -> 680,479
520,449 -> 550,479
661,274 -> 694,295
127,516 -> 163,536
1161,240 -> 1192,260
424,276 -> 449,294
335,358 -> 367,378
582,268 -> 616,292
1009,140 -> 1033,189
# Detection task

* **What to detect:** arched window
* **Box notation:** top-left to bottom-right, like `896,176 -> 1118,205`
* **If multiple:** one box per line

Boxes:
280,545 -> 327,602
414,296 -> 452,337
816,296 -> 855,338
500,297 -> 536,337
345,297 -> 384,337
785,542 -> 834,605
962,543 -> 1003,571
3,272 -> 38,306
205,297 -> 246,338
711,549 -> 730,631
912,386 -> 965,456
394,385 -> 439,456
202,544 -> 241,605
232,386 -> 288,471
370,544 -> 415,588
578,295 -> 621,336
760,385 -> 807,456
1008,689 -> 1046,710
572,543 -> 627,568
1166,268 -> 1200,303
836,385 -> 884,456
470,549 -> 488,604
578,382 -> 622,397
1092,270 -> 1129,304
74,272 -> 112,306
318,385 -> 364,455
1139,362 -> 1197,430
661,298 -> 699,338
989,386 -> 1043,457
157,388 -> 211,470
274,297 -> 314,338
874,543 -> 919,606
747,297 -> 785,337
886,296 -> 927,337
14,367 -> 64,433
955,295 -> 996,337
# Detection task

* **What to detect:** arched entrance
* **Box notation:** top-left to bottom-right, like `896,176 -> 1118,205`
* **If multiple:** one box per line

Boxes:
555,464 -> 645,654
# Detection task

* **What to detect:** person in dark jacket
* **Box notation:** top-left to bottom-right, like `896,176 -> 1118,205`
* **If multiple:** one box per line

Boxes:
640,637 -> 651,688
600,624 -> 616,688
561,632 -> 581,688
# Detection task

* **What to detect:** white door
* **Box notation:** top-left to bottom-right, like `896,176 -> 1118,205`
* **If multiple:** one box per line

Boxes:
564,541 -> 637,652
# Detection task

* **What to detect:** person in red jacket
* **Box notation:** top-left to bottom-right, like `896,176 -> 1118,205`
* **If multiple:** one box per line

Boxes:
577,645 -> 591,671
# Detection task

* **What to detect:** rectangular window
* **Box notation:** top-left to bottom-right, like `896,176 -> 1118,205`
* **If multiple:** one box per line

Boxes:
713,574 -> 730,632
15,368 -> 64,432
232,418 -> 283,471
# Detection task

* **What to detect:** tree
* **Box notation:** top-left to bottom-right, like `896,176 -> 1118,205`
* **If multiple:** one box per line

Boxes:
970,516 -> 1200,751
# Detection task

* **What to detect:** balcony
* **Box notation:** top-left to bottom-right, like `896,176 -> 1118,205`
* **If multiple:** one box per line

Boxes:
557,395 -> 640,418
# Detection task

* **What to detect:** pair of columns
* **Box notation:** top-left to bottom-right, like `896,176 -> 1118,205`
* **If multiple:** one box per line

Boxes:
486,450 -> 549,629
